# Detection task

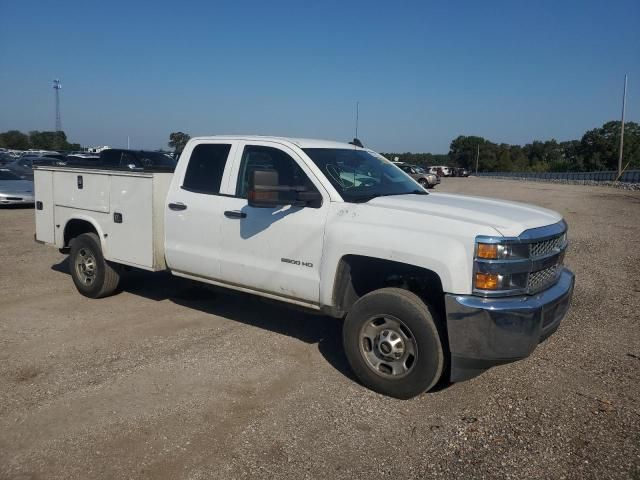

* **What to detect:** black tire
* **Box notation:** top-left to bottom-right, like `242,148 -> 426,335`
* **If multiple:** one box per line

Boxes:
69,232 -> 120,298
343,288 -> 444,399
418,178 -> 429,188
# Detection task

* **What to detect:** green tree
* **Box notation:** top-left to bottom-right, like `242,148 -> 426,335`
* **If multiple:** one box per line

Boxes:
0,130 -> 30,149
0,129 -> 82,152
449,135 -> 490,170
29,131 -> 70,151
579,121 -> 640,171
168,132 -> 191,155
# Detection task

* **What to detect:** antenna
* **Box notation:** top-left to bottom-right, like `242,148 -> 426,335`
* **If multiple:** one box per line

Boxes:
53,79 -> 62,132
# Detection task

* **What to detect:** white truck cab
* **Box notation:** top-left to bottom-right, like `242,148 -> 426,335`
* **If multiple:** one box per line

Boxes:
34,137 -> 574,398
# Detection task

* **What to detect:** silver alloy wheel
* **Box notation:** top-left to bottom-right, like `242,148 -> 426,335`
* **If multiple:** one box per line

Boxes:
359,315 -> 418,378
75,247 -> 97,285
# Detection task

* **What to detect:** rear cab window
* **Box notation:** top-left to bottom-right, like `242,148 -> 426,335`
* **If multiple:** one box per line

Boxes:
182,143 -> 233,194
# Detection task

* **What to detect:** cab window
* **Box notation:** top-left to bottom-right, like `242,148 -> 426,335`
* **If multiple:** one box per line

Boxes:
182,143 -> 232,194
236,145 -> 317,201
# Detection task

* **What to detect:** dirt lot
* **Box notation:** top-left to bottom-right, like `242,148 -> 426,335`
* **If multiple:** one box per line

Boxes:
1,178 -> 639,480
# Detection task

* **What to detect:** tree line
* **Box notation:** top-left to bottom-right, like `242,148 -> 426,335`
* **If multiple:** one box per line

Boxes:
0,130 -> 81,152
3,120 -> 638,174
384,120 -> 640,173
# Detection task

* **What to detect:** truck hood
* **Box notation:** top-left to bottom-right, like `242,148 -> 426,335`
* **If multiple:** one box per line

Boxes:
367,192 -> 562,237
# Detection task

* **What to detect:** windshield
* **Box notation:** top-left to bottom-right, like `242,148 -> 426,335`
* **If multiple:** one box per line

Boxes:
303,148 -> 425,203
0,169 -> 21,180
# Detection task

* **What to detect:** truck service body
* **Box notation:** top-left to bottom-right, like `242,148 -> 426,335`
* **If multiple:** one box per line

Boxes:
34,137 -> 574,398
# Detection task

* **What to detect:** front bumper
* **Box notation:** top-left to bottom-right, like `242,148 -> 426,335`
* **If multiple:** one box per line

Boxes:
445,268 -> 575,382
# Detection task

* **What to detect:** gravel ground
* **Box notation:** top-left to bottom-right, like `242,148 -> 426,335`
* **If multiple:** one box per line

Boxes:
1,177 -> 639,480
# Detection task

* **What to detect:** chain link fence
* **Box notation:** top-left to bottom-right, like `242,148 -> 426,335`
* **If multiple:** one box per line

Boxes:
477,170 -> 640,183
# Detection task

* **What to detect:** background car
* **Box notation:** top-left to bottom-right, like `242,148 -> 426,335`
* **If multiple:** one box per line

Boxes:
62,149 -> 177,171
63,153 -> 101,166
6,156 -> 62,180
0,152 -> 14,165
414,165 -> 440,185
395,162 -> 439,188
425,166 -> 445,177
0,168 -> 34,206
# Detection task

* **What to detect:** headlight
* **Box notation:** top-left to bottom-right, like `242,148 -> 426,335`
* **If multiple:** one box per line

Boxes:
473,225 -> 568,296
475,242 -> 529,260
473,271 -> 529,291
473,240 -> 530,294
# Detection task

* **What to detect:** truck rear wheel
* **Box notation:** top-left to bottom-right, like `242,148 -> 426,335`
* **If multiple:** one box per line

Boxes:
69,232 -> 120,298
343,288 -> 444,399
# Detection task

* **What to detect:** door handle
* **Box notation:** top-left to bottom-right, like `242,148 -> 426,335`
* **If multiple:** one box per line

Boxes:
224,210 -> 247,219
168,202 -> 187,211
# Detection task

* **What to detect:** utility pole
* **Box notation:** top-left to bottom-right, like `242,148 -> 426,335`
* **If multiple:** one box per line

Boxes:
618,74 -> 628,178
355,101 -> 359,140
475,144 -> 480,175
53,79 -> 62,132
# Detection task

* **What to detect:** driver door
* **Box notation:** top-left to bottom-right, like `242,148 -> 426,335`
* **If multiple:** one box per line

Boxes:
217,141 -> 329,304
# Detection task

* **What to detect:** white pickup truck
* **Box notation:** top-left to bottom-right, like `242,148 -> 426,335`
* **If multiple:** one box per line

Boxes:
34,136 -> 574,398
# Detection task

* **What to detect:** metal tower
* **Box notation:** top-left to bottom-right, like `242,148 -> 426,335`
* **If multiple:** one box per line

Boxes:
53,79 -> 62,131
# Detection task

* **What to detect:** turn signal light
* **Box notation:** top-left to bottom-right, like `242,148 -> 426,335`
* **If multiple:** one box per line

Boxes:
475,273 -> 499,290
476,243 -> 498,259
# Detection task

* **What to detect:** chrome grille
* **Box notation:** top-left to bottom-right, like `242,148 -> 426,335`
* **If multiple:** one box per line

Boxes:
474,220 -> 568,297
529,234 -> 566,258
528,265 -> 559,292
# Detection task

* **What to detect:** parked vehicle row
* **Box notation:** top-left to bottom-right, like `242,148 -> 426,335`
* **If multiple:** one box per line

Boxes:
3,149 -> 177,181
423,166 -> 469,177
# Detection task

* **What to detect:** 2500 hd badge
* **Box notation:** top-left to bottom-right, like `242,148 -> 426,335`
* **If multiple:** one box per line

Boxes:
281,257 -> 313,268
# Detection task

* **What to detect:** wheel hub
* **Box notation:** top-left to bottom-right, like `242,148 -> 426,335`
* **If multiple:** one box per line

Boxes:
359,315 -> 417,378
76,248 -> 97,285
377,330 -> 404,359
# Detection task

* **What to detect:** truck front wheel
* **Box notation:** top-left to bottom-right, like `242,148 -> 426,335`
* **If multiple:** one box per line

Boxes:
69,232 -> 120,298
343,288 -> 444,399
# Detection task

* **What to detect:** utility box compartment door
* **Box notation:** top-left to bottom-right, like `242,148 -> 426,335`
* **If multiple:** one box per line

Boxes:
34,169 -> 55,244
53,170 -> 110,213
108,175 -> 154,268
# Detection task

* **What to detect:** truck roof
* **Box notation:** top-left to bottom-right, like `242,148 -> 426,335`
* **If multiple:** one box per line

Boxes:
189,136 -> 363,150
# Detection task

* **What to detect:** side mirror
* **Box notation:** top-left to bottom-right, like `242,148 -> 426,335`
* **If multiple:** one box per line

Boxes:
248,169 -> 282,208
248,169 -> 323,208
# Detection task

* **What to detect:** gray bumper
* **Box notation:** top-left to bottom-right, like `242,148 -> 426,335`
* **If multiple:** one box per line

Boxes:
445,268 -> 575,382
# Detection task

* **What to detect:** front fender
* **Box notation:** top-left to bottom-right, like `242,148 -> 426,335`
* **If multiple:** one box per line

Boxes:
319,203 -> 490,307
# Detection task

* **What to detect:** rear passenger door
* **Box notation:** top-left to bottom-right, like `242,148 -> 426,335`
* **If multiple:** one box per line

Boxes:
164,141 -> 237,279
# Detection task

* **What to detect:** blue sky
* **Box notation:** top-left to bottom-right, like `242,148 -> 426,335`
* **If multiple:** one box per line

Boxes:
1,0 -> 638,152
